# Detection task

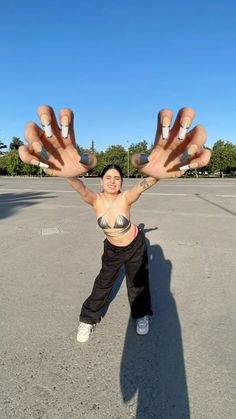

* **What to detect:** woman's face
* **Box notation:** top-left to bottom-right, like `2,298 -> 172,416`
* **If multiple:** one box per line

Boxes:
101,168 -> 122,194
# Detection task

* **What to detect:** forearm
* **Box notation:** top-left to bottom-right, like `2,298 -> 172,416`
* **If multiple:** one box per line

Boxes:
66,176 -> 97,206
124,176 -> 159,205
66,176 -> 87,194
139,176 -> 159,191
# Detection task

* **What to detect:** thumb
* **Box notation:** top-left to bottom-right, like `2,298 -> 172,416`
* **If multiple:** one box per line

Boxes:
79,153 -> 97,169
131,153 -> 150,169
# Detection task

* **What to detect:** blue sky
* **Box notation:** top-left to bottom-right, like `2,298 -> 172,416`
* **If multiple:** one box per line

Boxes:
1,0 -> 235,150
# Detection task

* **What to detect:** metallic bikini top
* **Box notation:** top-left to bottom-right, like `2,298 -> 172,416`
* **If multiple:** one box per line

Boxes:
97,214 -> 131,230
97,214 -> 131,237
97,193 -> 131,237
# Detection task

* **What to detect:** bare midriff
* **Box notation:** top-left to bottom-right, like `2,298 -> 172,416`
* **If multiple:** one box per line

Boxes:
104,223 -> 138,246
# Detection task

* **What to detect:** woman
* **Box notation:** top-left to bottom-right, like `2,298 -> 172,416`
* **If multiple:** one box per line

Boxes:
69,163 -> 157,342
19,105 -> 211,342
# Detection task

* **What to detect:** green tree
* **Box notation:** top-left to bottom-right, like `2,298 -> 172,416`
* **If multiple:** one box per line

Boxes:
91,140 -> 96,152
93,151 -> 106,176
0,154 -> 8,174
0,150 -> 24,175
209,140 -> 236,177
76,141 -> 152,177
197,146 -> 213,175
103,145 -> 127,175
129,140 -> 150,177
0,150 -> 40,176
9,137 -> 24,150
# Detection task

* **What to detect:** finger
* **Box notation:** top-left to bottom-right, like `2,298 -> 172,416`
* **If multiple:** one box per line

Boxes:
154,108 -> 173,145
180,148 -> 211,172
43,167 -> 61,176
24,122 -> 50,162
37,105 -> 61,140
171,107 -> 195,141
19,145 -> 49,169
43,152 -> 97,177
79,153 -> 97,168
131,153 -> 150,168
58,108 -> 75,142
43,152 -> 97,176
179,125 -> 206,164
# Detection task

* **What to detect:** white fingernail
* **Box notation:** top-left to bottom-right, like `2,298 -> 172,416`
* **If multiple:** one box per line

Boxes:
180,164 -> 191,171
41,114 -> 52,138
162,116 -> 170,140
31,159 -> 49,168
39,162 -> 49,168
162,126 -> 169,139
61,125 -> 69,138
178,116 -> 191,140
44,124 -> 52,138
178,126 -> 188,140
61,116 -> 69,138
180,162 -> 198,171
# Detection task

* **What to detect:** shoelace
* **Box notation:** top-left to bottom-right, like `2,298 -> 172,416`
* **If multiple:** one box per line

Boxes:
79,323 -> 96,333
137,316 -> 149,327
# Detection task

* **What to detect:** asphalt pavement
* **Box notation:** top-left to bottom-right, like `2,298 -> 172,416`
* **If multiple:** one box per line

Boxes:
0,177 -> 236,419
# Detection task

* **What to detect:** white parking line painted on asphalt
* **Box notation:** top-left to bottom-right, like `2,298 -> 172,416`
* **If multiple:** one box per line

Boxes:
0,189 -> 189,197
1,189 -> 235,199
216,195 -> 236,198
143,192 -> 187,196
0,188 -> 74,193
145,184 -> 236,188
41,227 -> 60,235
0,188 -> 186,196
133,208 -> 235,218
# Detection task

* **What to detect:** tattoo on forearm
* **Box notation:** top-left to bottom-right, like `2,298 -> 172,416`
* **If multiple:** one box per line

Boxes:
140,177 -> 157,191
140,179 -> 150,190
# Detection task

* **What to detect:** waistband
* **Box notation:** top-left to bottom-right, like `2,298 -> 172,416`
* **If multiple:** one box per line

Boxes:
104,227 -> 144,251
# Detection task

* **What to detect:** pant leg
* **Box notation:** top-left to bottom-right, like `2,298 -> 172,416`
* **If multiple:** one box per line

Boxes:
79,241 -> 124,324
124,232 -> 153,319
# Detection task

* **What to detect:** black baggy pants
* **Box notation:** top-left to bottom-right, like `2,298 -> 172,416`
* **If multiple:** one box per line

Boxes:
79,229 -> 153,324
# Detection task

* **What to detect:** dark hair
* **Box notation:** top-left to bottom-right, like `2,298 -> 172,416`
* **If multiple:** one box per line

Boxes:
100,164 -> 123,179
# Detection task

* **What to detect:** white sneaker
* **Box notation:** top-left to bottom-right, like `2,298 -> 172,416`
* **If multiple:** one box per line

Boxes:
77,322 -> 96,343
136,315 -> 151,335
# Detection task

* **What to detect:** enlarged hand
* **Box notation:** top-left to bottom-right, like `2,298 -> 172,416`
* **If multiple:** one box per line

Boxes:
19,105 -> 97,177
131,107 -> 211,179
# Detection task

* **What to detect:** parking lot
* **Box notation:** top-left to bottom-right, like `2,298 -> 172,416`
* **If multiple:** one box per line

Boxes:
1,177 -> 236,419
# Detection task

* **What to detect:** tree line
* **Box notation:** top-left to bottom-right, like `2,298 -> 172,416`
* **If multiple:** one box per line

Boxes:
0,136 -> 235,177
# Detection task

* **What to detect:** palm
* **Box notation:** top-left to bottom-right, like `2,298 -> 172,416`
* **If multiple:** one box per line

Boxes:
44,145 -> 89,177
141,146 -> 182,179
132,107 -> 211,178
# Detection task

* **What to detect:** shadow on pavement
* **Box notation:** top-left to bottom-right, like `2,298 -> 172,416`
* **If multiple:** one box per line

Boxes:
195,193 -> 236,217
0,192 -> 56,220
119,225 -> 190,419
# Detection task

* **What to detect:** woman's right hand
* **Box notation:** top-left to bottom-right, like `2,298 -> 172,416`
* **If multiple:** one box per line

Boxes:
19,105 -> 97,177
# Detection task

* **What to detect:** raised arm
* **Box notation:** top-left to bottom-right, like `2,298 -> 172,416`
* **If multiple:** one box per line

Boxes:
66,177 -> 97,206
124,176 -> 158,205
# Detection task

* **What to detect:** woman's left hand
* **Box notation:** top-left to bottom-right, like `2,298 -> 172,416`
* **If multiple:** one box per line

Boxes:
131,107 -> 211,179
